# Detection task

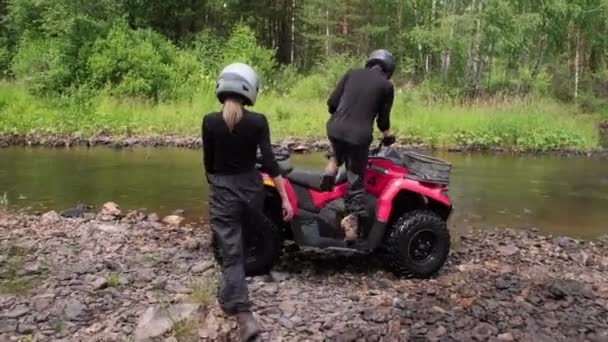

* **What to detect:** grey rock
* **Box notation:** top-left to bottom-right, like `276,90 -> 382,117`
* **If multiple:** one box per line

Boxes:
95,223 -> 128,234
497,333 -> 515,341
0,320 -> 18,333
173,209 -> 185,216
270,271 -> 289,282
555,237 -> 578,249
92,277 -> 108,290
135,269 -> 155,283
147,213 -> 160,222
162,215 -> 184,226
61,206 -> 87,218
64,299 -> 87,321
33,294 -> 55,311
17,323 -> 36,334
134,304 -> 200,342
497,245 -> 519,256
3,305 -> 30,318
279,300 -> 296,318
191,261 -> 213,274
101,202 -> 121,217
278,317 -> 294,329
165,281 -> 191,294
24,261 -> 41,274
472,323 -> 498,341
427,325 -> 447,339
40,210 -> 61,225
184,238 -> 200,251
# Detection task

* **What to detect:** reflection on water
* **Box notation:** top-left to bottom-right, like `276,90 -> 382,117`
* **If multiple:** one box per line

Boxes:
1,147 -> 607,239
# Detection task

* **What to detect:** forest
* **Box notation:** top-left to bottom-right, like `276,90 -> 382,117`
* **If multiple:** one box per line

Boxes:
1,0 -> 607,151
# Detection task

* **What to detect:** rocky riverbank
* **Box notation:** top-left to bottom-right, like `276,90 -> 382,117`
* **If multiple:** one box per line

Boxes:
1,205 -> 608,341
2,133 -> 608,158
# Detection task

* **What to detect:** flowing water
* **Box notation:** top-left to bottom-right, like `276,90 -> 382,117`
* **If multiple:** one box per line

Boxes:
1,147 -> 607,239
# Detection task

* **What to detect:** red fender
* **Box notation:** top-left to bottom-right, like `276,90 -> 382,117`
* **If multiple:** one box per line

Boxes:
376,178 -> 451,223
261,173 -> 299,215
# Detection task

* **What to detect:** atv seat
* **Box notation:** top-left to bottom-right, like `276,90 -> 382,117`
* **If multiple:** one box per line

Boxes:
286,169 -> 324,190
287,168 -> 348,191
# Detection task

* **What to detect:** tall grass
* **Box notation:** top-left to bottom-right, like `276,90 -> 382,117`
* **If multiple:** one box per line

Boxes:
0,82 -> 601,151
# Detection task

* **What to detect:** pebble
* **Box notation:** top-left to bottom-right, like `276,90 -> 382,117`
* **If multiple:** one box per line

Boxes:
92,277 -> 108,290
64,299 -> 87,321
3,305 -> 30,319
0,210 -> 606,341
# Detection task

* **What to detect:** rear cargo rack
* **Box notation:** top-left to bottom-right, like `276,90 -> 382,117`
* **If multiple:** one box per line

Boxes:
402,151 -> 452,186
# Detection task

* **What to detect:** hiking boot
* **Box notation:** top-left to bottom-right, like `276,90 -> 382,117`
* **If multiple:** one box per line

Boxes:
341,214 -> 358,241
237,311 -> 260,342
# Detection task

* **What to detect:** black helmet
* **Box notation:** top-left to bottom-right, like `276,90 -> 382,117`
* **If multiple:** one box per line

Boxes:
365,49 -> 395,79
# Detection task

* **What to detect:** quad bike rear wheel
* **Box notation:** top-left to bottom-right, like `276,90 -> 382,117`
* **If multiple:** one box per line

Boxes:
383,210 -> 450,278
212,212 -> 282,277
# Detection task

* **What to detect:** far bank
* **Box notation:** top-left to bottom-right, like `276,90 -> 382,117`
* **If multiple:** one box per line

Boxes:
0,84 -> 605,154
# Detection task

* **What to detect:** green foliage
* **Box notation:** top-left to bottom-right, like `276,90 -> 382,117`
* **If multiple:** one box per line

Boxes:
290,54 -> 362,99
11,35 -> 74,94
222,23 -> 276,86
188,30 -> 223,76
87,22 -> 201,101
0,82 -> 600,152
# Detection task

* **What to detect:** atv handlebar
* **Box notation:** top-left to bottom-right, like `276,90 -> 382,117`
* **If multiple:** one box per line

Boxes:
370,135 -> 397,156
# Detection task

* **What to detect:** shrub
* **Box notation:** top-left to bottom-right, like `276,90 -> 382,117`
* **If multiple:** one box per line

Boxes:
188,30 -> 224,77
86,22 -> 202,101
11,35 -> 74,94
221,23 -> 276,87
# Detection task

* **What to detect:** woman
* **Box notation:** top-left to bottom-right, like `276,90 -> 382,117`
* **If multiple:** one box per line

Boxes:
202,62 -> 294,341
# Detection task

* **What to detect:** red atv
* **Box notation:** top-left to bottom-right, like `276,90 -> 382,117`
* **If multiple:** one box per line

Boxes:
212,139 -> 453,278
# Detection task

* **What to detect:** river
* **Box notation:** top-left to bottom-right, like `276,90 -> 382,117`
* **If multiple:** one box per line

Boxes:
1,147 -> 607,239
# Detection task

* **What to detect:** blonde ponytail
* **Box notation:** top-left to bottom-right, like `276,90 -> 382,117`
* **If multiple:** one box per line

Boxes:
222,98 -> 243,132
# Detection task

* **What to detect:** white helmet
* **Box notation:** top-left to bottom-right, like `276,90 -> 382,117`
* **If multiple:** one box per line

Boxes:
216,62 -> 260,106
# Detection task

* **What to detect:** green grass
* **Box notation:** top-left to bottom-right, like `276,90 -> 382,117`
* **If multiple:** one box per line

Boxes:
106,272 -> 120,288
0,242 -> 40,295
188,277 -> 216,306
0,82 -> 602,151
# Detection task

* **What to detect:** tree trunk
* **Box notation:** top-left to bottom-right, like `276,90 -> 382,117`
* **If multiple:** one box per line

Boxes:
574,28 -> 581,101
531,34 -> 547,80
442,0 -> 455,81
291,0 -> 296,64
325,7 -> 330,57
465,0 -> 483,100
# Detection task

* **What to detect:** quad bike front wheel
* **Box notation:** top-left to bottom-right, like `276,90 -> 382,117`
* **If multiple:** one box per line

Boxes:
212,212 -> 282,277
383,210 -> 450,278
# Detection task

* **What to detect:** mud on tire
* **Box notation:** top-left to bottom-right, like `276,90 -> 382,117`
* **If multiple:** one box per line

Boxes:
212,211 -> 283,277
383,210 -> 450,278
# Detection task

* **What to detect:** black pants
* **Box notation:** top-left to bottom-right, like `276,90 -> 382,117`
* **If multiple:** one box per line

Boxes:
329,137 -> 369,218
208,170 -> 263,315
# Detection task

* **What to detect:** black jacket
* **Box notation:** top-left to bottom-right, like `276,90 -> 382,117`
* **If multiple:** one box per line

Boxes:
202,109 -> 280,178
326,67 -> 394,146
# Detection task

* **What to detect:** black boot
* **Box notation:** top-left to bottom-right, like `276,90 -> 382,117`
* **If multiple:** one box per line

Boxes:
237,312 -> 260,342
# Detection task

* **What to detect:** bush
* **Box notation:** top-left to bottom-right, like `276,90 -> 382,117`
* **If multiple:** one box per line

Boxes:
578,93 -> 608,114
11,35 -> 74,94
222,23 -> 276,87
86,22 -> 202,101
267,64 -> 301,95
189,30 -> 224,77
289,54 -> 362,99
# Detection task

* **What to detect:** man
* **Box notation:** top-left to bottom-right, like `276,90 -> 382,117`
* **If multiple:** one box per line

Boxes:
322,49 -> 396,242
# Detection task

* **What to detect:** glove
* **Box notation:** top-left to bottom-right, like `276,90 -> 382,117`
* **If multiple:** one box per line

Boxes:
382,135 -> 396,146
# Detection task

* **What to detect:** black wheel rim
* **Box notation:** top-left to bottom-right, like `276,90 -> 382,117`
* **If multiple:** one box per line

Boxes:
407,230 -> 436,262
